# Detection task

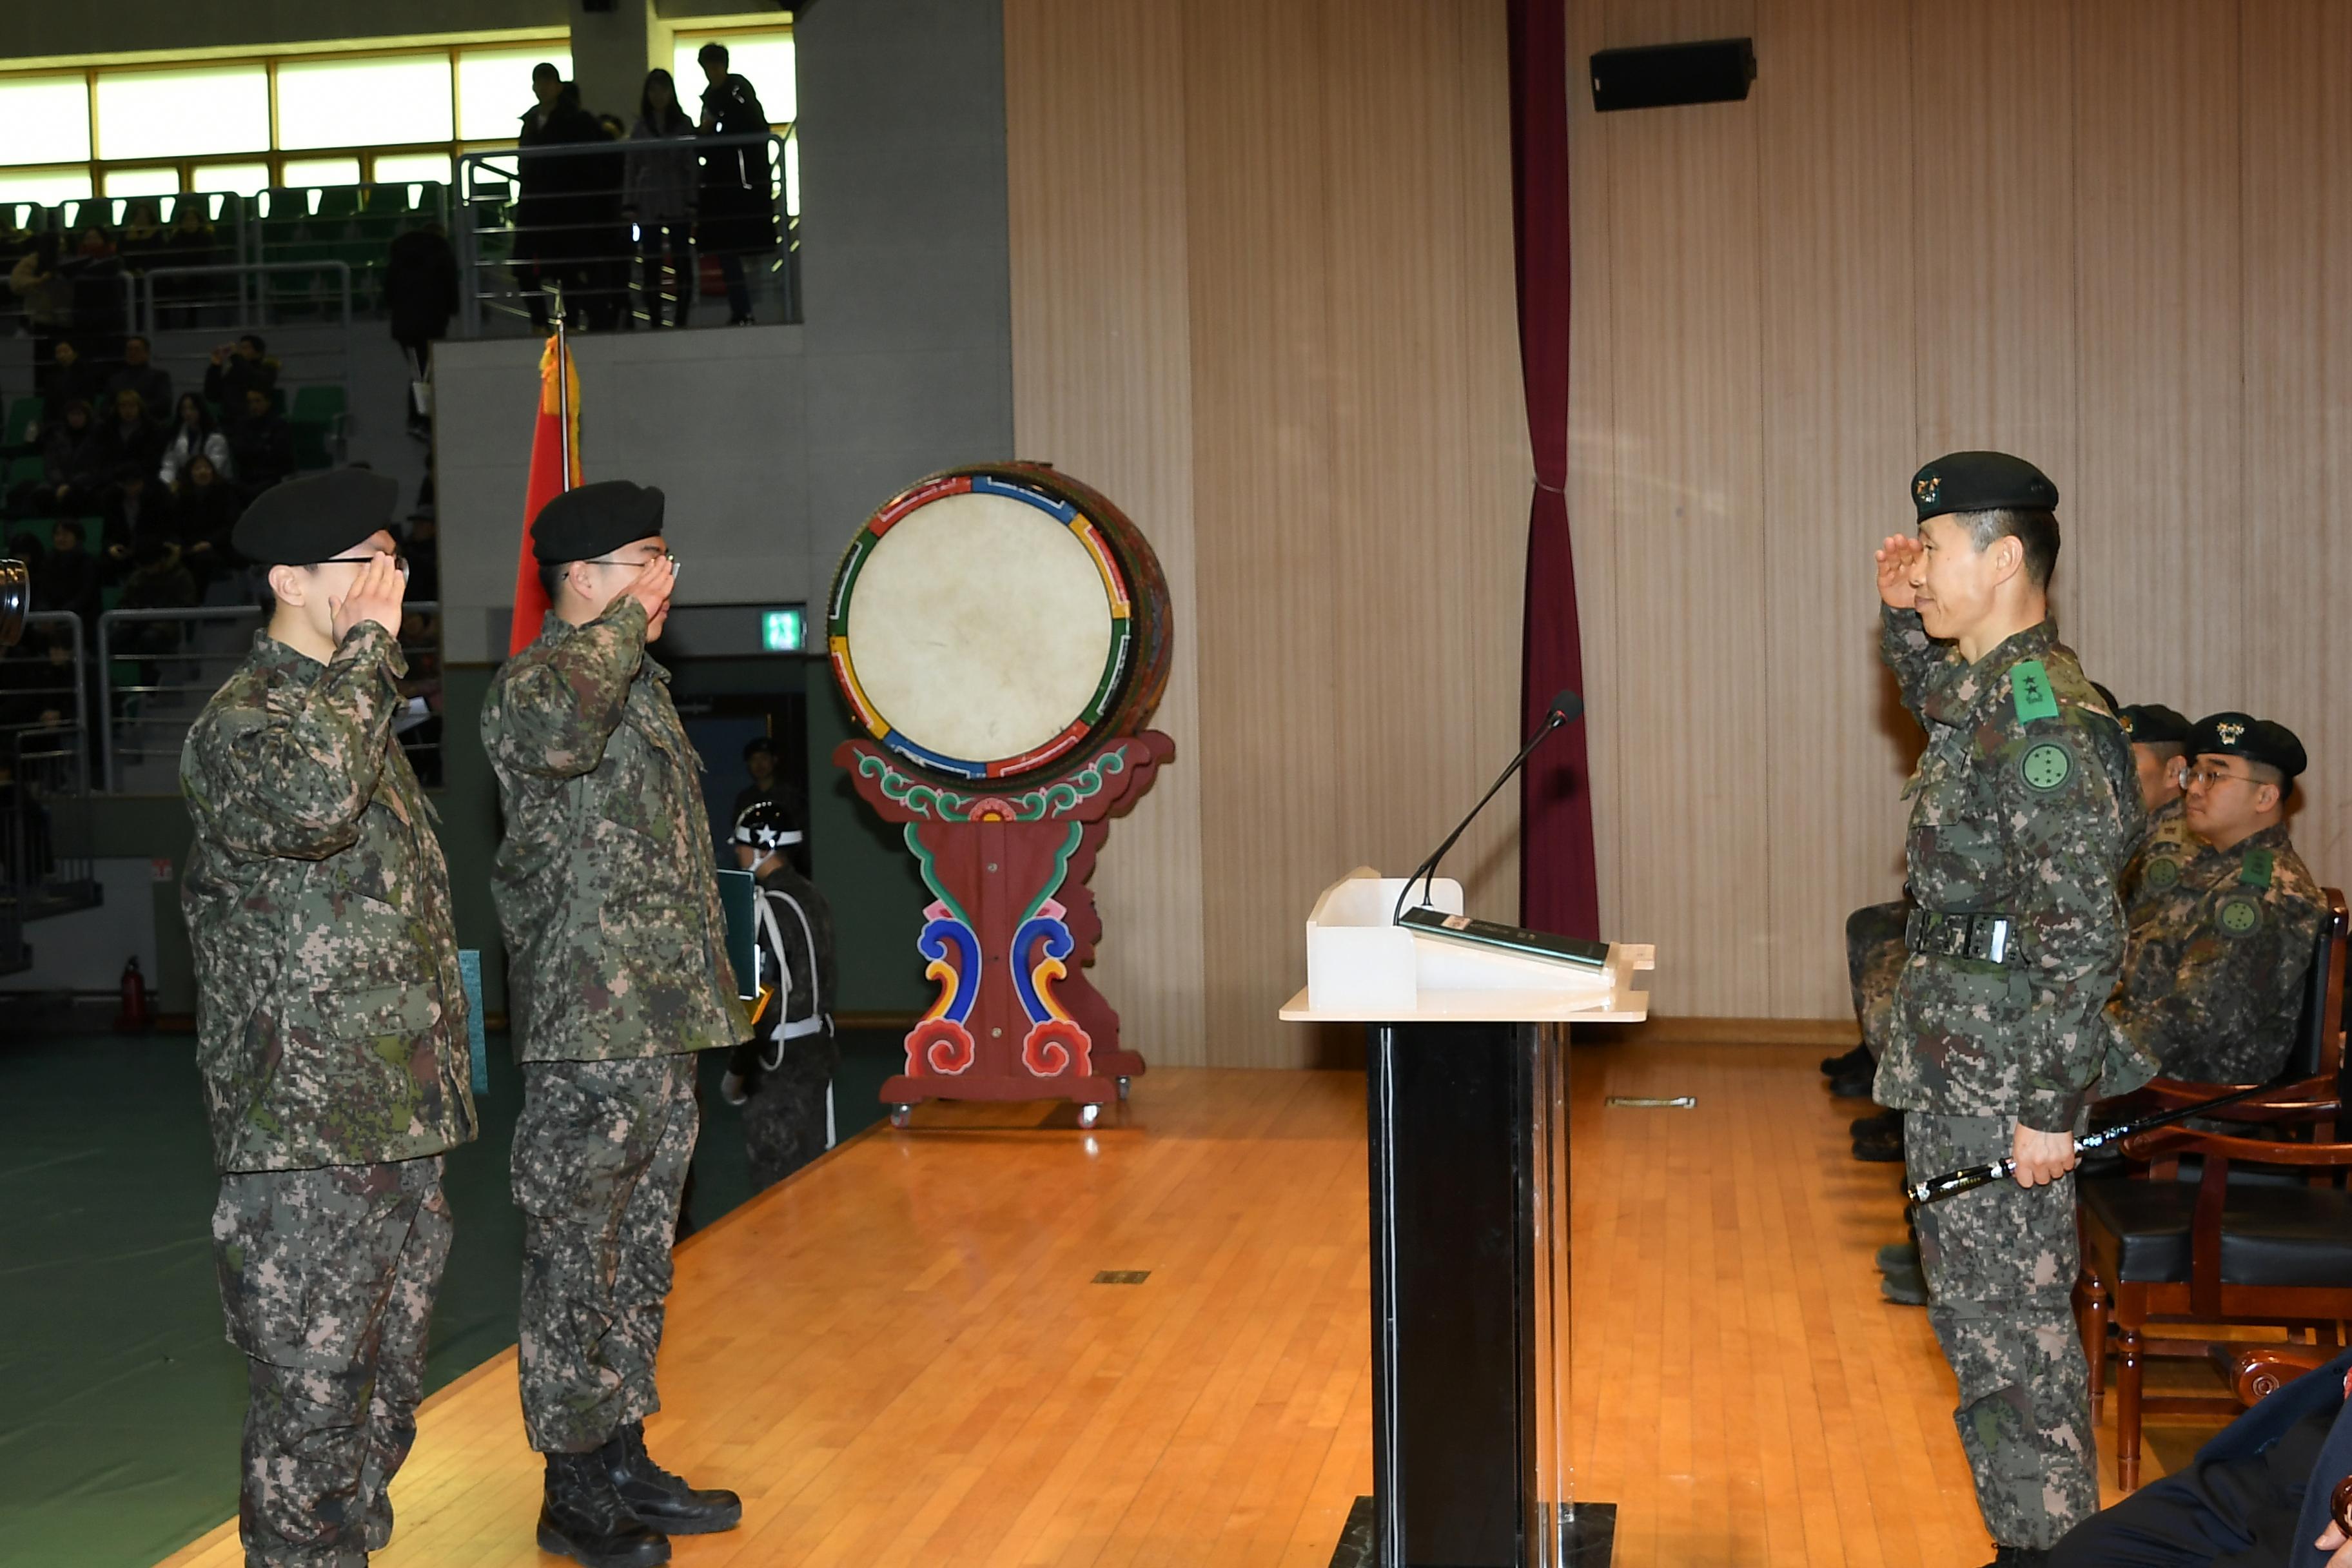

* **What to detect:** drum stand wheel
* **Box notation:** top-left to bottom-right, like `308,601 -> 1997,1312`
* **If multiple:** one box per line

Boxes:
1115,1077 -> 1131,1102
888,1104 -> 913,1130
1077,1102 -> 1102,1130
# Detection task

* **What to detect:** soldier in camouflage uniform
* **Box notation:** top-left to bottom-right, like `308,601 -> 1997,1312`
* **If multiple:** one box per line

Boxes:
2104,713 -> 2324,1086
480,480 -> 749,1568
180,469 -> 478,1568
1873,453 -> 2141,1568
2114,702 -> 2193,912
725,798 -> 840,1189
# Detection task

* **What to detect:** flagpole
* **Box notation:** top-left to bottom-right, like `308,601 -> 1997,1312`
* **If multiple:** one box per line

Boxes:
551,283 -> 573,493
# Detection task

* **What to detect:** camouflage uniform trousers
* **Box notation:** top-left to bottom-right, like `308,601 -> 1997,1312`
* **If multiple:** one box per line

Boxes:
1906,1113 -> 2099,1549
737,1030 -> 839,1192
513,1053 -> 699,1453
211,1156 -> 452,1568
1847,899 -> 1910,1061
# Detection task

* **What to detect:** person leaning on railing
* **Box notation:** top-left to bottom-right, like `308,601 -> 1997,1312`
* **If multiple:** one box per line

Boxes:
625,68 -> 698,329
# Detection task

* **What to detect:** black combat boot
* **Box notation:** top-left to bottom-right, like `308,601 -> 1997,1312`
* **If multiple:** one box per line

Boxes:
538,1449 -> 672,1567
603,1420 -> 743,1534
1820,1043 -> 1872,1078
1983,1547 -> 2052,1567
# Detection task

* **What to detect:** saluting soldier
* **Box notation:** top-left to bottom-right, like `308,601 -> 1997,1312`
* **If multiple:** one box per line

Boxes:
1873,452 -> 2141,1568
180,468 -> 476,1568
480,480 -> 748,1568
2104,713 -> 2325,1087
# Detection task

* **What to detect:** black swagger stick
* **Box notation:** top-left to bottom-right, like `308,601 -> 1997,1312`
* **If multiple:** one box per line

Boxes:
1904,1076 -> 2305,1207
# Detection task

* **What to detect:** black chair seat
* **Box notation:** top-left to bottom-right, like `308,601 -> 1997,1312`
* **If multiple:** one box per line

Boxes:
2081,1175 -> 2352,1288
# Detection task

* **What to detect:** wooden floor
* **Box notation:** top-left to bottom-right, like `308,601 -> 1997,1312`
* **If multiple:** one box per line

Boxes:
160,1044 -> 2226,1568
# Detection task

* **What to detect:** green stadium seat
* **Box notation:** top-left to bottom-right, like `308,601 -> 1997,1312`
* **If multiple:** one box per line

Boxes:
5,454 -> 43,487
6,396 -> 41,449
289,386 -> 346,423
315,186 -> 361,221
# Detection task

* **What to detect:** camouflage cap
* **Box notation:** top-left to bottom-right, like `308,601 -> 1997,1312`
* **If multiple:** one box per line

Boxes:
231,467 -> 402,564
2118,703 -> 2193,748
1910,451 -> 2059,524
531,480 -> 665,563
2189,711 -> 2306,783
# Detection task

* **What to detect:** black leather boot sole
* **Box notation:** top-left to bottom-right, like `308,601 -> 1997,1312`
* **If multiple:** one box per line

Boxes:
536,1507 -> 672,1568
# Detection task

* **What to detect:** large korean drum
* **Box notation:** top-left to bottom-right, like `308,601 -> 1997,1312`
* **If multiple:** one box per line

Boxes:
826,464 -> 1171,783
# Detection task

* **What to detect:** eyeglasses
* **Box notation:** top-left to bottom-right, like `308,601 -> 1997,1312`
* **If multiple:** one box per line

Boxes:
314,553 -> 410,580
2179,765 -> 2257,791
583,551 -> 679,572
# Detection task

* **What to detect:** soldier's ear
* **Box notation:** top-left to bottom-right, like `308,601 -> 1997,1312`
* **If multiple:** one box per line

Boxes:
265,563 -> 304,607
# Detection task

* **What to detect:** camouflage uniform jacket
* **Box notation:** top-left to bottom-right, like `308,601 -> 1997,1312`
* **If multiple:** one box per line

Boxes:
2105,822 -> 2325,1086
1875,608 -> 2139,1132
180,625 -> 478,1173
482,598 -> 748,1063
2120,796 -> 2194,917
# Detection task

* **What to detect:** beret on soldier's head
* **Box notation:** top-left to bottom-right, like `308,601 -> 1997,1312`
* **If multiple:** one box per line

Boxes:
1910,451 -> 2061,524
2189,711 -> 2306,783
2119,703 -> 2194,749
531,480 -> 666,563
230,467 -> 402,565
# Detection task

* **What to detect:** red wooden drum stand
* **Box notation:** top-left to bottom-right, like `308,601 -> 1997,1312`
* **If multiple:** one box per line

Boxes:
837,732 -> 1170,1126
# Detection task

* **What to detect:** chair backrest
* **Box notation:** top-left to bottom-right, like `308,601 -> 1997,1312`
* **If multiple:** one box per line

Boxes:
2285,887 -> 2349,1081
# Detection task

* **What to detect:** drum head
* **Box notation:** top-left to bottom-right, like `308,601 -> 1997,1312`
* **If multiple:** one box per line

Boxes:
830,469 -> 1159,781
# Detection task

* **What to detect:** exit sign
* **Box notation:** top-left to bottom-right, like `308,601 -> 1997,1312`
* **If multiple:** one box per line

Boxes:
761,609 -> 805,652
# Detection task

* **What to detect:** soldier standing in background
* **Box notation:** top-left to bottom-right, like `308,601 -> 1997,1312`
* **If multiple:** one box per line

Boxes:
480,480 -> 748,1568
2104,714 -> 2325,1087
1872,452 -> 2140,1568
180,469 -> 477,1568
727,798 -> 840,1189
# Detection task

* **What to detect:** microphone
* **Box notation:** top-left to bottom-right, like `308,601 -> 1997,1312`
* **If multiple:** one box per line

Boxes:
1393,689 -> 1583,923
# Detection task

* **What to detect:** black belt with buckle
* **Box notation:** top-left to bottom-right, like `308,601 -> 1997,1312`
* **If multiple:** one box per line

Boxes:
1905,909 -> 2024,966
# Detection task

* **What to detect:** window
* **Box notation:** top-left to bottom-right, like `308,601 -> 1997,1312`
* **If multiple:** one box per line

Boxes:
373,152 -> 454,188
281,157 -> 362,190
278,55 -> 453,151
672,32 -> 796,121
103,166 -> 181,198
95,66 -> 270,161
0,75 -> 92,166
457,48 -> 573,141
193,162 -> 273,198
0,168 -> 94,206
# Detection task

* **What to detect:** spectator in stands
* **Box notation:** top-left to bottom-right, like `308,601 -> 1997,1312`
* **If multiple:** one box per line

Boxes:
8,233 -> 74,342
32,518 -> 99,624
203,335 -> 279,411
102,466 -> 166,553
96,390 -> 165,498
110,531 -> 197,660
227,386 -> 295,496
117,201 -> 166,271
160,393 -> 232,487
584,114 -> 633,331
161,198 -> 225,328
23,399 -> 104,518
170,453 -> 240,595
696,41 -> 776,325
67,225 -> 129,337
627,68 -> 698,328
41,340 -> 106,429
386,219 -> 459,438
515,64 -> 607,330
108,335 -> 173,425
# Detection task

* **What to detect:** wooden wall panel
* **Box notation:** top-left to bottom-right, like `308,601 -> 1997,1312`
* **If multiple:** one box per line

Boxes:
1003,0 -> 1208,1064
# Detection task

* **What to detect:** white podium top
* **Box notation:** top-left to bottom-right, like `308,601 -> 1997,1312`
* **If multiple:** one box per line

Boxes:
1276,868 -> 1654,1024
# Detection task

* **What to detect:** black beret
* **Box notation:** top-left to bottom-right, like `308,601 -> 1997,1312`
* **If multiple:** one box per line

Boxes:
1910,451 -> 2060,523
231,468 -> 402,565
531,480 -> 666,563
2118,703 -> 2193,748
2188,711 -> 2306,783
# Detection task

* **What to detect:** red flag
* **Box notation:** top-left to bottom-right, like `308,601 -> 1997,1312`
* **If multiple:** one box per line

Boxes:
509,333 -> 582,656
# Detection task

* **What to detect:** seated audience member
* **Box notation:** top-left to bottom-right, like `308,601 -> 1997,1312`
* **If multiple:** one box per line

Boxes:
107,334 -> 173,422
19,399 -> 104,518
202,335 -> 279,410
2118,702 -> 2195,906
116,201 -> 166,271
41,340 -> 106,428
100,471 -> 166,564
159,393 -> 232,487
97,389 -> 164,491
108,531 -> 197,659
31,518 -> 99,624
160,201 -> 224,326
8,234 -> 74,338
226,386 -> 295,496
2104,713 -> 2324,1087
2050,1350 -> 2352,1568
170,453 -> 241,593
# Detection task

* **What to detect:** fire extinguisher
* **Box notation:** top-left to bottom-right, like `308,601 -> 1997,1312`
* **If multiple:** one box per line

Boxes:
117,955 -> 153,1032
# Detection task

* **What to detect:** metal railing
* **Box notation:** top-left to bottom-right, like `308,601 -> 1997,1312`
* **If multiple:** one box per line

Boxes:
455,130 -> 798,336
0,612 -> 97,972
1,612 -> 88,740
97,601 -> 442,792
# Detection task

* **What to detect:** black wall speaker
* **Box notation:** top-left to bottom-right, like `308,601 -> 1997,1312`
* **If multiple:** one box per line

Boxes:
1589,38 -> 1756,112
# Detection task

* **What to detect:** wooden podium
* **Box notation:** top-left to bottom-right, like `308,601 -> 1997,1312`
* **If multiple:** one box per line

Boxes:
1280,870 -> 1652,1568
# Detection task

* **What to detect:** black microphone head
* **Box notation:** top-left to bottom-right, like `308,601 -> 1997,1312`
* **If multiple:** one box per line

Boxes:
1549,689 -> 1583,724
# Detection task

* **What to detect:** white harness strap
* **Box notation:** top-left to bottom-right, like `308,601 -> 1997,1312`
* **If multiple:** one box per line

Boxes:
752,886 -> 830,1071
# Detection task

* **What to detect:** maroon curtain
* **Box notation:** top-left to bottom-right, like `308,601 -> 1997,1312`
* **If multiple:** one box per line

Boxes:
1509,0 -> 1601,939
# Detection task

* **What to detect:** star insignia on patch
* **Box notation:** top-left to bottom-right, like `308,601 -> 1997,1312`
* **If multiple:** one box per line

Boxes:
2219,897 -> 2262,937
2021,741 -> 2073,792
2217,721 -> 2246,745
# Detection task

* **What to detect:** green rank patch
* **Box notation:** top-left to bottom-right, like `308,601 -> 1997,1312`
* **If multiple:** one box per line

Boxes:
2010,660 -> 2060,723
2142,858 -> 2181,890
2240,847 -> 2275,888
2218,897 -> 2262,937
2020,741 -> 2073,792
